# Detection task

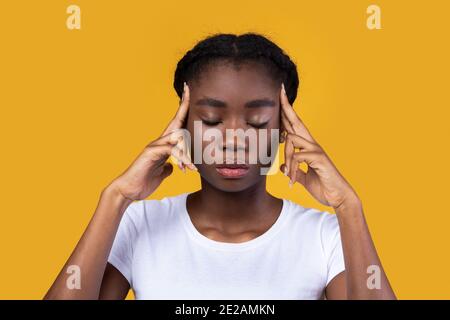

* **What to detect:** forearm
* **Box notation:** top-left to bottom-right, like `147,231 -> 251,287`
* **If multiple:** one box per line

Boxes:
335,199 -> 396,299
44,185 -> 132,299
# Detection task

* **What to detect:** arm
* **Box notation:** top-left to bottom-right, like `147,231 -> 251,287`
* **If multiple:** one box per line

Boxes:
326,198 -> 396,299
44,186 -> 132,299
44,82 -> 195,299
279,83 -> 395,300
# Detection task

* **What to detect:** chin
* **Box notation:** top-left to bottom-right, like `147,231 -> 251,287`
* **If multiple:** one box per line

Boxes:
211,180 -> 255,193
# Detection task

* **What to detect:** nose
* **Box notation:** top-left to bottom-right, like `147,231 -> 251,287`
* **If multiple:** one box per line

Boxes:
222,121 -> 248,153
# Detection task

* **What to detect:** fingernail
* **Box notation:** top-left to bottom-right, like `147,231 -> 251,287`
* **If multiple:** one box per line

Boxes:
283,167 -> 288,176
189,163 -> 198,171
282,83 -> 286,94
178,160 -> 185,173
288,179 -> 293,188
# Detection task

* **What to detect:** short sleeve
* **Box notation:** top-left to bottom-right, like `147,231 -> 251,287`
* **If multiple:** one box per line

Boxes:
107,202 -> 139,286
321,213 -> 346,286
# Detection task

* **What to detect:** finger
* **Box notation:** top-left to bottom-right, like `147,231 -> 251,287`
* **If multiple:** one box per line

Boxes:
170,143 -> 197,171
280,83 -> 298,126
289,152 -> 305,187
283,132 -> 316,179
284,132 -> 316,182
173,131 -> 194,172
149,131 -> 196,171
149,130 -> 182,147
143,144 -> 175,163
176,130 -> 194,170
281,163 -> 306,187
162,162 -> 174,179
155,162 -> 174,182
284,134 -> 294,177
177,159 -> 185,173
294,167 -> 307,186
288,151 -> 322,187
281,110 -> 294,134
285,132 -> 317,152
175,82 -> 190,124
144,144 -> 192,171
288,147 -> 297,187
280,83 -> 315,142
163,82 -> 191,136
150,162 -> 174,190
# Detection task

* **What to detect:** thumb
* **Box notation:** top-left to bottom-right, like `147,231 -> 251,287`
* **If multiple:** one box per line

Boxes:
144,162 -> 173,198
153,162 -> 174,185
280,164 -> 307,186
159,162 -> 174,181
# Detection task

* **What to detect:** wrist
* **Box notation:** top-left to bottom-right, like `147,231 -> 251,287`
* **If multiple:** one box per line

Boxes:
100,182 -> 134,215
333,192 -> 362,216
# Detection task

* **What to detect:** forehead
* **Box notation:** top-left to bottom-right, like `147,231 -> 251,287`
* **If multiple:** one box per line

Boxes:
190,61 -> 280,102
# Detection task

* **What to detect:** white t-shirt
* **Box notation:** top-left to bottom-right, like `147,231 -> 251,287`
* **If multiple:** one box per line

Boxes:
107,192 -> 345,300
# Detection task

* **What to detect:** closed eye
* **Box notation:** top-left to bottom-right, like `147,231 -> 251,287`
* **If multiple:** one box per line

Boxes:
248,121 -> 269,129
201,119 -> 222,126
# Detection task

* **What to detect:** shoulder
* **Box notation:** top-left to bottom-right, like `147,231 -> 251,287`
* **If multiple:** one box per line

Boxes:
120,192 -> 188,233
284,198 -> 338,230
282,199 -> 343,269
282,198 -> 341,245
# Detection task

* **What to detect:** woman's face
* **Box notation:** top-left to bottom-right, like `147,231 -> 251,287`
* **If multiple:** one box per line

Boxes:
185,61 -> 282,192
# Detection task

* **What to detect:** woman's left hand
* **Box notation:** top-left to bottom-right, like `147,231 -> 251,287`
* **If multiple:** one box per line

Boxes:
280,84 -> 360,210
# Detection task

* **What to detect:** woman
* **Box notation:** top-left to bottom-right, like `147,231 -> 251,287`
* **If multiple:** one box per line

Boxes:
45,33 -> 395,300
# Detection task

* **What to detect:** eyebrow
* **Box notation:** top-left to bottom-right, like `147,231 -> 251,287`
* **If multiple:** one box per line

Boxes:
195,97 -> 276,108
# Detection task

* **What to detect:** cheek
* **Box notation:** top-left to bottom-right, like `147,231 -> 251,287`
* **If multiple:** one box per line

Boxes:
186,122 -> 220,164
185,111 -> 194,131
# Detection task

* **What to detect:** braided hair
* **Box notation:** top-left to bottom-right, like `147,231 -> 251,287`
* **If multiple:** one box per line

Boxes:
173,33 -> 299,105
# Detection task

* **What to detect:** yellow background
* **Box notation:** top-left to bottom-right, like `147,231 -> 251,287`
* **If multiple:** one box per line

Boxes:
0,0 -> 449,299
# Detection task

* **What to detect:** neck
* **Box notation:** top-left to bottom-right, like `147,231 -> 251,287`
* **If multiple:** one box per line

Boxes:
188,177 -> 278,230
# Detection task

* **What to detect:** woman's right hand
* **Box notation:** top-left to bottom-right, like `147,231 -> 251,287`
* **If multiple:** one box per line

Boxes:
107,82 -> 197,202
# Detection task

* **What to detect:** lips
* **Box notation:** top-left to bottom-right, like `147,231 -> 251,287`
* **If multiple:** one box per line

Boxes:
215,164 -> 250,178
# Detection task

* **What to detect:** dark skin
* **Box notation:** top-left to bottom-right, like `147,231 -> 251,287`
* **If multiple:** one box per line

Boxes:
45,60 -> 395,300
186,61 -> 283,243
